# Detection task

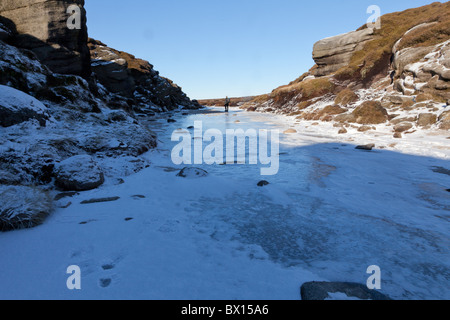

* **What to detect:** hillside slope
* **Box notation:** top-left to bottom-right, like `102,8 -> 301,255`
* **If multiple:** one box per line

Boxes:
242,2 -> 450,134
0,1 -> 200,230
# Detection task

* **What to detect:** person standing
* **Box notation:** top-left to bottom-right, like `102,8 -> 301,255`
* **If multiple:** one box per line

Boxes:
224,96 -> 230,112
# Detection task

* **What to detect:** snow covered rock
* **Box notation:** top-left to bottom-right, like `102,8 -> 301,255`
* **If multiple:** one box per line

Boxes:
176,167 -> 209,179
54,155 -> 105,191
0,186 -> 52,231
0,85 -> 49,127
300,282 -> 391,300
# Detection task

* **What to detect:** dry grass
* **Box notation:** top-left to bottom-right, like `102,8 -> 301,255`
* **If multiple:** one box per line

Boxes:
270,77 -> 337,107
335,2 -> 450,84
352,101 -> 389,124
0,186 -> 53,232
335,88 -> 359,106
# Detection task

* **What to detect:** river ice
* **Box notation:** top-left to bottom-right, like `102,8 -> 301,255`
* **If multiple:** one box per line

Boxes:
0,107 -> 448,300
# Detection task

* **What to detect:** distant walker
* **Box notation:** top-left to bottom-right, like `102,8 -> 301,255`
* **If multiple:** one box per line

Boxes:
224,96 -> 230,112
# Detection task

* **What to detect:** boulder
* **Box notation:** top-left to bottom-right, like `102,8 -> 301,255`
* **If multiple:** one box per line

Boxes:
417,113 -> 437,127
335,89 -> 359,106
0,186 -> 52,231
257,180 -> 270,187
300,282 -> 391,300
176,167 -> 208,179
393,46 -> 435,76
312,28 -> 375,77
355,144 -> 375,151
54,155 -> 105,191
352,101 -> 389,124
0,85 -> 49,127
394,122 -> 413,133
439,110 -> 450,130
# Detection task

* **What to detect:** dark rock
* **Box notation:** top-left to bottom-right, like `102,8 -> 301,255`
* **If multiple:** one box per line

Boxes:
300,281 -> 391,300
167,119 -> 177,123
355,144 -> 376,151
176,167 -> 208,178
99,278 -> 112,288
80,197 -> 120,205
54,191 -> 79,201
257,180 -> 270,187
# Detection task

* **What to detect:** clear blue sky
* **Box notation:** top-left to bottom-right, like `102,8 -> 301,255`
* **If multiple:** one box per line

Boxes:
85,0 -> 443,99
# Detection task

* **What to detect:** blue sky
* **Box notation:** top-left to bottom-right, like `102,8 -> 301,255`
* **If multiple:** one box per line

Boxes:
85,0 -> 443,99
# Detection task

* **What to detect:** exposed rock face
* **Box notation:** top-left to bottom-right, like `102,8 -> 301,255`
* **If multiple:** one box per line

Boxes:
312,28 -> 374,77
0,0 -> 91,77
88,38 -> 201,112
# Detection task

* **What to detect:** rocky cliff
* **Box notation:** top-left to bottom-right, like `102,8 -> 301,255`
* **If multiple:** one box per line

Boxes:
0,0 -> 90,77
88,39 -> 199,112
312,28 -> 375,77
242,2 -> 450,132
0,0 -> 200,230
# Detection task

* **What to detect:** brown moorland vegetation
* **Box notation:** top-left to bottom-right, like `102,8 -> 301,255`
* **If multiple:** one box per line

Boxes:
335,1 -> 450,84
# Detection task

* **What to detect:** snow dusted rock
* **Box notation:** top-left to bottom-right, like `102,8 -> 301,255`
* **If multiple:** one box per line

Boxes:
176,167 -> 209,179
300,282 -> 391,300
0,85 -> 49,127
0,186 -> 52,231
54,155 -> 105,191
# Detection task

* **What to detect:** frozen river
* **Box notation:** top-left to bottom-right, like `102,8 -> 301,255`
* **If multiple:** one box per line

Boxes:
0,107 -> 449,299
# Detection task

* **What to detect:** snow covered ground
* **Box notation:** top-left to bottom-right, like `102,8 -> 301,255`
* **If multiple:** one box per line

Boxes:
0,107 -> 449,300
